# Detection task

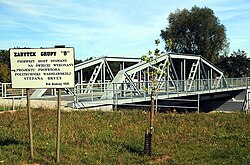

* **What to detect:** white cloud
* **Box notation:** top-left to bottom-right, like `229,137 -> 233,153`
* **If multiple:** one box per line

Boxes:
0,0 -> 249,58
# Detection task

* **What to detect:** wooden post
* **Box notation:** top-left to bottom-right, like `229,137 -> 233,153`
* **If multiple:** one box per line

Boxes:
56,88 -> 61,163
149,89 -> 155,156
150,90 -> 155,134
144,89 -> 155,156
26,88 -> 33,159
144,128 -> 149,154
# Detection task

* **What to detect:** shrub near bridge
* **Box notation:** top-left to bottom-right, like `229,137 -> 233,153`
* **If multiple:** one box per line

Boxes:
0,109 -> 250,164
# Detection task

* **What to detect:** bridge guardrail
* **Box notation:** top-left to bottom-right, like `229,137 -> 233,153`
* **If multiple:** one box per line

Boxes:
0,83 -> 25,98
1,77 -> 249,108
110,77 -> 248,105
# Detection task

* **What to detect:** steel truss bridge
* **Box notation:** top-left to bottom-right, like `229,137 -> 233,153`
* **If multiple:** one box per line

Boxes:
0,53 -> 249,112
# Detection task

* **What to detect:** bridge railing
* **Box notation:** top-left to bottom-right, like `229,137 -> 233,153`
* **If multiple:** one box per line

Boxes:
110,77 -> 248,104
226,77 -> 249,89
69,77 -> 249,104
1,77 -> 249,103
0,83 -> 26,98
73,82 -> 113,102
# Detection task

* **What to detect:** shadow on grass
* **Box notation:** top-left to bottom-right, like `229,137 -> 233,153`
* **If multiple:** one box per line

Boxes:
122,143 -> 144,156
0,138 -> 25,146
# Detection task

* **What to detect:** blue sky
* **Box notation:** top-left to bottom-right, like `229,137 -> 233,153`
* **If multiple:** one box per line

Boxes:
0,0 -> 249,60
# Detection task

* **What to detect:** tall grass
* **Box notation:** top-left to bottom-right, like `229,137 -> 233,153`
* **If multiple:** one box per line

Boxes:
0,109 -> 250,164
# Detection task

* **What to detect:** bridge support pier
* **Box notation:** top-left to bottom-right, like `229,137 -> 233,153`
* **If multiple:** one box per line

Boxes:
243,89 -> 249,113
197,94 -> 200,113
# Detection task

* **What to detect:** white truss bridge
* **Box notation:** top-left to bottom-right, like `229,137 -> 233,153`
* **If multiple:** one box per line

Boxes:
0,53 -> 249,112
69,53 -> 249,112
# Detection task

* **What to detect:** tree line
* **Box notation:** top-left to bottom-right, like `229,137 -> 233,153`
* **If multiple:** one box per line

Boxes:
1,49 -> 248,83
160,6 -> 249,77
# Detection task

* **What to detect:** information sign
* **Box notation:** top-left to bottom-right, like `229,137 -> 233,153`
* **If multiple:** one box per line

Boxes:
10,47 -> 75,88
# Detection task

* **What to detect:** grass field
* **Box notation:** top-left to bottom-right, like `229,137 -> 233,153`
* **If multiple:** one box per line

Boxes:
0,108 -> 250,164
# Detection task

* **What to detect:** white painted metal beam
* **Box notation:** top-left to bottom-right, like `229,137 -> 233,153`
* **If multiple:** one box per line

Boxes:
75,57 -> 104,71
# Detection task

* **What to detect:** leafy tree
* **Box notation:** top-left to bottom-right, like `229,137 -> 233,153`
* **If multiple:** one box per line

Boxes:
74,59 -> 83,65
216,49 -> 249,77
0,62 -> 10,82
0,50 -> 10,66
141,39 -> 168,156
0,50 -> 11,82
160,6 -> 228,63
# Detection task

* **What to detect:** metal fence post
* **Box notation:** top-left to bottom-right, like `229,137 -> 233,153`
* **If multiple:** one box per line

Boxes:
130,82 -> 133,102
73,85 -> 77,109
197,94 -> 200,113
91,84 -> 94,101
0,83 -> 2,97
115,84 -> 118,109
4,83 -> 7,97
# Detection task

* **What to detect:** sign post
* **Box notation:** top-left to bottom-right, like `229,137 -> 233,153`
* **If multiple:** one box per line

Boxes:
26,88 -> 33,159
56,88 -> 61,163
10,47 -> 75,162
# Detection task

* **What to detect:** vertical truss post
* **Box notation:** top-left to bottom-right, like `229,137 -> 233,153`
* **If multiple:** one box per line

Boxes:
210,69 -> 213,89
77,71 -> 80,84
80,69 -> 83,84
181,61 -> 183,91
147,67 -> 150,89
4,83 -> 6,97
198,58 -> 201,91
144,70 -> 148,95
167,62 -> 170,97
121,62 -> 125,70
80,69 -> 83,94
247,89 -> 249,114
101,60 -> 106,92
121,82 -> 125,97
184,59 -> 186,91
207,70 -> 210,91
137,71 -> 141,89
220,76 -> 223,89
112,83 -> 117,111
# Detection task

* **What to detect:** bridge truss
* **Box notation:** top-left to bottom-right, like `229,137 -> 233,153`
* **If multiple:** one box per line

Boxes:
71,53 -> 249,112
101,53 -> 228,99
29,56 -> 140,98
74,56 -> 140,93
0,53 -> 248,112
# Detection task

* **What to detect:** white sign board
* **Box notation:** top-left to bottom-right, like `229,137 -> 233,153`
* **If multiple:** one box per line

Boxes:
10,47 -> 75,88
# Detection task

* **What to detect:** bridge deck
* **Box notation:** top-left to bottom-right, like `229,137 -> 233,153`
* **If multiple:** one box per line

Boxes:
70,85 -> 247,109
